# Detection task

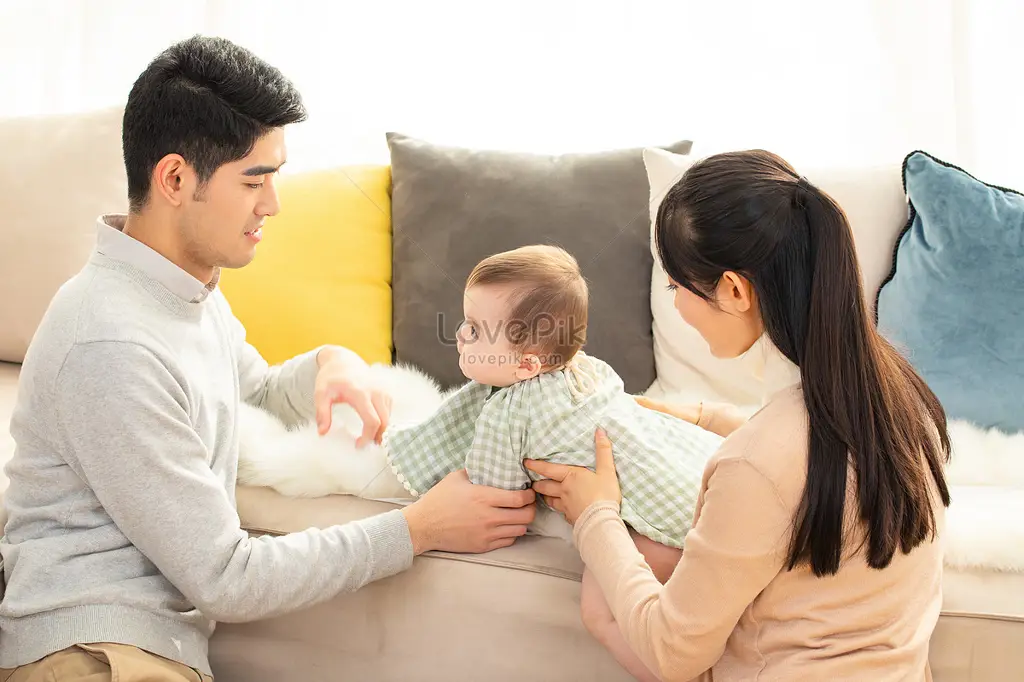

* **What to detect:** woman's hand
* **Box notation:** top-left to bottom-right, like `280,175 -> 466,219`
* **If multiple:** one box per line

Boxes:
638,395 -> 751,438
634,395 -> 702,425
524,428 -> 621,525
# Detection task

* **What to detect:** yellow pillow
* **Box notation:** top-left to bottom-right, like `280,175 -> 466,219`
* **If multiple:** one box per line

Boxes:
219,166 -> 393,366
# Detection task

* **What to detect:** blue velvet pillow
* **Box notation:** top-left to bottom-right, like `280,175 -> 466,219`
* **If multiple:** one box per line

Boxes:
876,151 -> 1024,433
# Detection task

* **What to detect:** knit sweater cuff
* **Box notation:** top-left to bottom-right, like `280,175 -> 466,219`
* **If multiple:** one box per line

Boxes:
572,500 -> 623,548
362,509 -> 415,580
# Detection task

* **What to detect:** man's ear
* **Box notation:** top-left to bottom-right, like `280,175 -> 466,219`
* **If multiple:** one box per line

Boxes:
152,153 -> 190,207
514,353 -> 543,381
717,271 -> 756,315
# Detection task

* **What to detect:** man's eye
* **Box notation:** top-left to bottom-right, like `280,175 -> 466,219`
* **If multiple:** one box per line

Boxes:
247,183 -> 264,190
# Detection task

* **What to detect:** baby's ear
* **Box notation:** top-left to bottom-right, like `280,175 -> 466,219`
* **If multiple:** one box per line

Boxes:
514,353 -> 543,381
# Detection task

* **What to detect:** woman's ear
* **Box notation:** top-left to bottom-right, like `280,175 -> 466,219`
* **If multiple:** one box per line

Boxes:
717,271 -> 756,314
514,353 -> 543,381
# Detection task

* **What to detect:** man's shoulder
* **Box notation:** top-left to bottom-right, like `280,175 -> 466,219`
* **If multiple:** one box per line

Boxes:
58,261 -> 180,331
25,264 -> 171,369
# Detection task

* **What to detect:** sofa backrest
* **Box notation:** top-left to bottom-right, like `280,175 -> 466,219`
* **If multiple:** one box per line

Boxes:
0,106 -> 911,399
0,107 -> 127,363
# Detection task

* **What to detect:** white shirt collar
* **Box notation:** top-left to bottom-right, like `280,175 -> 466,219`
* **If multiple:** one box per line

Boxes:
96,214 -> 219,303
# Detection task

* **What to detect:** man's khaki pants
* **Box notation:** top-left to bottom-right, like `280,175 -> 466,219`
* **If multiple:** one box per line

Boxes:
0,643 -> 212,681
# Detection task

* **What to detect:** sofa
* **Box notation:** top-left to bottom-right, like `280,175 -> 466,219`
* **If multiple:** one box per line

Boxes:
1,107 -> 1021,681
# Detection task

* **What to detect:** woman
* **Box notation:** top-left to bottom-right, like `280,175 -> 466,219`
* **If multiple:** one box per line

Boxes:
526,150 -> 951,682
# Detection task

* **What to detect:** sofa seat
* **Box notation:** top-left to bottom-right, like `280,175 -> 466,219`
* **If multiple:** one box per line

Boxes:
0,360 -> 1021,680
218,487 -> 632,682
225,487 -> 1024,682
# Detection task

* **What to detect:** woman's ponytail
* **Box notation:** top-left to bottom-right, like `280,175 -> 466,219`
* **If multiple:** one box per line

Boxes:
789,181 -> 949,574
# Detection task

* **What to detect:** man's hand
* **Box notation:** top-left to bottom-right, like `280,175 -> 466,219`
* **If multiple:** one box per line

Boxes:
401,470 -> 537,555
314,347 -> 391,446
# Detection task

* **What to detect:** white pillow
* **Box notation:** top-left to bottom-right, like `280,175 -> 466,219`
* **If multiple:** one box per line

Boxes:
643,148 -> 764,406
642,147 -> 908,408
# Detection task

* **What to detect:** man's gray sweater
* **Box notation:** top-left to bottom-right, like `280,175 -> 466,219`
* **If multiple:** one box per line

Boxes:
0,216 -> 413,676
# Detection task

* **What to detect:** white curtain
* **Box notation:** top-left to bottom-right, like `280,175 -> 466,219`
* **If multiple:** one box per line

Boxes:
1,0 -> 1020,187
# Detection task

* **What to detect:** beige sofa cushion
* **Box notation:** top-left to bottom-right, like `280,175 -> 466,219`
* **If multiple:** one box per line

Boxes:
0,107 -> 127,363
211,535 -> 633,681
226,486 -> 632,682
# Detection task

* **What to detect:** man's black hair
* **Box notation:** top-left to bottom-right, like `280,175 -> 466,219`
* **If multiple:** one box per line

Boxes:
123,35 -> 307,212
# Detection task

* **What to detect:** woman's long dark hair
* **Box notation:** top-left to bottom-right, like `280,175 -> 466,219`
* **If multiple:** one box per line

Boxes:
655,150 -> 950,576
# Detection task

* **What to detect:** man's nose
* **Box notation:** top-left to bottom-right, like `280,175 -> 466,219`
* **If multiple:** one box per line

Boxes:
258,180 -> 281,217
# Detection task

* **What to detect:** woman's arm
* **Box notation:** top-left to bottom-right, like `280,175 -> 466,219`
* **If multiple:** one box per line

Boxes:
573,453 -> 790,681
696,401 -> 750,437
527,429 -> 791,682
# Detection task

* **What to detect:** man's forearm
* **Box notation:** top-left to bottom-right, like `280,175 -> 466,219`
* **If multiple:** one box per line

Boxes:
239,344 -> 321,427
208,511 -> 414,622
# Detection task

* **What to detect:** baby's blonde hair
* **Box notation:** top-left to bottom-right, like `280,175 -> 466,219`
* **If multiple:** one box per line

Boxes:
466,245 -> 588,368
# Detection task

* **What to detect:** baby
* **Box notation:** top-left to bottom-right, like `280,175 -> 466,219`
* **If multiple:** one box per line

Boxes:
381,245 -> 723,681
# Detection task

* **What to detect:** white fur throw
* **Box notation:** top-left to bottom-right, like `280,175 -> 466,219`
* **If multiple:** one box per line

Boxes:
943,421 -> 1024,572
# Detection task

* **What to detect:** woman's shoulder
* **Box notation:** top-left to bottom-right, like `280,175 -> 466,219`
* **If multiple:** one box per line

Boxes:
709,386 -> 809,508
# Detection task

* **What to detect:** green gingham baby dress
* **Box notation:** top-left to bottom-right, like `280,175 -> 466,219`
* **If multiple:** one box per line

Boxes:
382,354 -> 724,548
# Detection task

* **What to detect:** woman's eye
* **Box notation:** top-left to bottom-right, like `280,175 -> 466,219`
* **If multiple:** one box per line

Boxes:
665,283 -> 678,292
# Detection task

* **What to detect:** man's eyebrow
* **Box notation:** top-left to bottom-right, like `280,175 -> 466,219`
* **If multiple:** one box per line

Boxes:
241,163 -> 284,176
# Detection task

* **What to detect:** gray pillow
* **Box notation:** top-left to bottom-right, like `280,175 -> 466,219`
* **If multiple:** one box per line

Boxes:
387,133 -> 693,393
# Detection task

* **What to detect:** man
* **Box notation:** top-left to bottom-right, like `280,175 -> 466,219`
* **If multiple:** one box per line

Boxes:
0,35 -> 535,681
